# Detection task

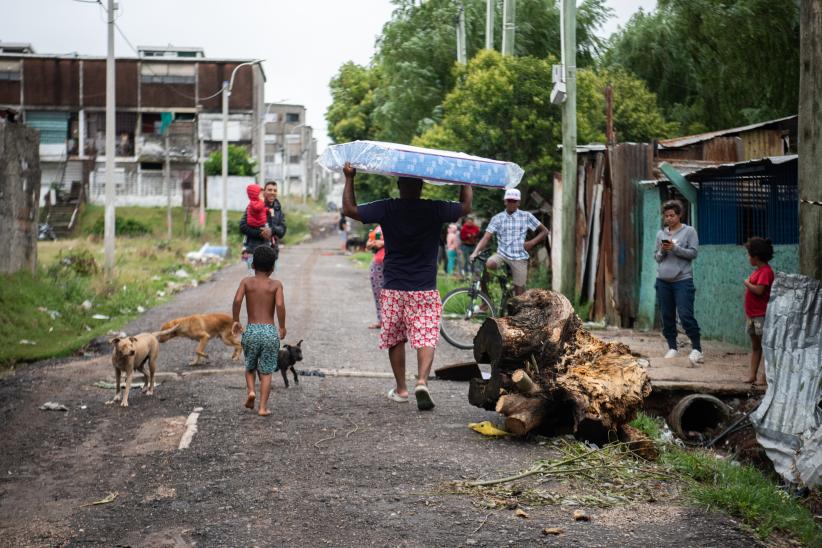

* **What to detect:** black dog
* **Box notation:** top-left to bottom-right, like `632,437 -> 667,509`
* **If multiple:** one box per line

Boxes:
277,339 -> 303,388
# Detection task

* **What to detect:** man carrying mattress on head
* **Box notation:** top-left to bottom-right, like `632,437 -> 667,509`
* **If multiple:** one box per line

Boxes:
342,162 -> 472,411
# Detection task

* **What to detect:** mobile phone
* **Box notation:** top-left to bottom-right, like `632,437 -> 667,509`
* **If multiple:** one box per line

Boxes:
661,239 -> 671,244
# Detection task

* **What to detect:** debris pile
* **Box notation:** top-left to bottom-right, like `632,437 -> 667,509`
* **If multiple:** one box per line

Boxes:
470,289 -> 651,442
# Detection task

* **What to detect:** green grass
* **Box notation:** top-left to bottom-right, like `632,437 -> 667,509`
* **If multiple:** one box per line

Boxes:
629,413 -> 822,545
1,237 -> 224,368
77,203 -> 313,248
350,251 -> 374,269
2,202 -> 321,368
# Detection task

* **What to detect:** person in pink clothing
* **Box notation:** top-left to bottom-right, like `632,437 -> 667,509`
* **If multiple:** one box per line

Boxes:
245,183 -> 268,229
742,237 -> 775,386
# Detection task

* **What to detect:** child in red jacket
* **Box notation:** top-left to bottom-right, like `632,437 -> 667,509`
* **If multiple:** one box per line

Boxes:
743,237 -> 775,386
245,184 -> 268,229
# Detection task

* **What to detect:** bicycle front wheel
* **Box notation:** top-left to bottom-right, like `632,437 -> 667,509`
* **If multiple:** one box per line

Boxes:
439,288 -> 496,350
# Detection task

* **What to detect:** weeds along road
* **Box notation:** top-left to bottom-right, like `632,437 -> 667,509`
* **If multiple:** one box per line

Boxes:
0,234 -> 759,546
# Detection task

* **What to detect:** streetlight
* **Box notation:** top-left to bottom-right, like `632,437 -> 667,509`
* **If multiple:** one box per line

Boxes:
221,59 -> 264,248
281,122 -> 307,200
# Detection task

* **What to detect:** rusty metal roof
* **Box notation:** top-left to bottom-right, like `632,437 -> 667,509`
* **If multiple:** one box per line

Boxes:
683,154 -> 797,181
657,115 -> 797,149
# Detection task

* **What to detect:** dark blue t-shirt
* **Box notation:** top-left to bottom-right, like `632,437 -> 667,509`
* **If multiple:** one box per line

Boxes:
358,198 -> 462,291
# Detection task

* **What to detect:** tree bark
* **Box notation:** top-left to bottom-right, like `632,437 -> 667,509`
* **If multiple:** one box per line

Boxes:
799,0 -> 822,279
470,289 -> 651,438
496,394 -> 546,436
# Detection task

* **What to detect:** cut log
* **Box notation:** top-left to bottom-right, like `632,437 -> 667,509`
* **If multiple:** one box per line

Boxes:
469,289 -> 650,439
496,394 -> 546,436
512,369 -> 540,396
474,290 -> 579,367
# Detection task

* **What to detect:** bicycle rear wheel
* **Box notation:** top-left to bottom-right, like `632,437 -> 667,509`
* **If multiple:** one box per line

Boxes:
439,288 -> 496,350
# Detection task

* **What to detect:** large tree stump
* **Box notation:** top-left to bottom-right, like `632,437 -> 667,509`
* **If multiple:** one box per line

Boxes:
470,289 -> 651,439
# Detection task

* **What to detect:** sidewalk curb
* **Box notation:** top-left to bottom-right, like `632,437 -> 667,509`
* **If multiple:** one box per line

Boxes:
153,367 -> 402,381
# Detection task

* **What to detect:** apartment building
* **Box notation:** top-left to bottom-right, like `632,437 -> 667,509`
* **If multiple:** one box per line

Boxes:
263,102 -> 327,199
0,42 -> 265,208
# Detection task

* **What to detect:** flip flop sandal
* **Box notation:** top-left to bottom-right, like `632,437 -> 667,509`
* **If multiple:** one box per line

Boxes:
387,388 -> 408,403
414,385 -> 435,411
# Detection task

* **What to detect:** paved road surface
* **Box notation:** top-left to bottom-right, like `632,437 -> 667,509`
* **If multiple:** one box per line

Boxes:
0,236 -> 759,547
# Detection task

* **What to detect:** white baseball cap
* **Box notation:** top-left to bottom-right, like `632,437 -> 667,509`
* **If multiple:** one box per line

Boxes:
504,188 -> 521,201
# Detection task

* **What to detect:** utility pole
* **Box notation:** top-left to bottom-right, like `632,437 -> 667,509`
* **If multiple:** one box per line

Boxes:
103,0 -> 116,277
221,79 -> 229,248
501,0 -> 515,56
456,2 -> 467,65
164,129 -> 172,240
485,0 -> 494,50
559,0 -> 577,298
198,137 -> 205,226
221,60 -> 264,247
456,1 -> 467,64
799,0 -> 822,280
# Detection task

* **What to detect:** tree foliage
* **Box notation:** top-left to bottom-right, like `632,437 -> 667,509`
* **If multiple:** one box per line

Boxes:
204,144 -> 256,177
370,0 -> 611,144
414,51 -> 673,218
604,0 -> 800,132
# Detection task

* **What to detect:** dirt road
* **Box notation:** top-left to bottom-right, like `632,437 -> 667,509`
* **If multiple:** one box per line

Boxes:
0,236 -> 759,547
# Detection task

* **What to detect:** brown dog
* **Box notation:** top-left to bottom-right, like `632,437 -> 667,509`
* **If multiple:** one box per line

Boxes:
157,313 -> 242,365
109,326 -> 176,407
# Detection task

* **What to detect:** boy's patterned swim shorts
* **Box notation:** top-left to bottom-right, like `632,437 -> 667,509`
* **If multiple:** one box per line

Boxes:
241,323 -> 280,374
378,289 -> 441,350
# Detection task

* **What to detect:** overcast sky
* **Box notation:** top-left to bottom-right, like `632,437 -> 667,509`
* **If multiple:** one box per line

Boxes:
2,0 -> 655,150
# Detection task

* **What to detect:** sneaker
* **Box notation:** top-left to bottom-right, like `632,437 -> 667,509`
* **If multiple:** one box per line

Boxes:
664,349 -> 678,359
689,350 -> 704,365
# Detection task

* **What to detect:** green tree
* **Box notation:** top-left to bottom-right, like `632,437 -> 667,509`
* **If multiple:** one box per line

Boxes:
204,144 -> 256,176
604,0 -> 800,132
414,51 -> 673,218
326,62 -> 382,144
369,0 -> 612,144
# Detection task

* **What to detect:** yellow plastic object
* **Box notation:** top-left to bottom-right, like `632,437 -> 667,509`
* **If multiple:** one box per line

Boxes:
468,421 -> 511,437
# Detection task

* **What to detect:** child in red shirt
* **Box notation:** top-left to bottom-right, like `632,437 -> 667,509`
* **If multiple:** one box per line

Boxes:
742,237 -> 775,386
245,184 -> 268,229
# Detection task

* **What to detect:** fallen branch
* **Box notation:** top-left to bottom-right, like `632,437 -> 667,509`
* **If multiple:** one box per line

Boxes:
314,429 -> 337,448
80,491 -> 118,507
472,513 -> 491,533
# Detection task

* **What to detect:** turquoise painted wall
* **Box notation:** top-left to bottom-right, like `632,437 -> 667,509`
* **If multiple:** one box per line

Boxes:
636,185 -> 662,330
693,244 -> 799,347
635,182 -> 799,345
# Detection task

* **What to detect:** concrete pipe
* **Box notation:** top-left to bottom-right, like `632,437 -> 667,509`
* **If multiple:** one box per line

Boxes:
668,394 -> 732,444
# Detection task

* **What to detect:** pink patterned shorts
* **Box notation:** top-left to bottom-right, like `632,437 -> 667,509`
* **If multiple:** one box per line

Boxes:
379,289 -> 442,350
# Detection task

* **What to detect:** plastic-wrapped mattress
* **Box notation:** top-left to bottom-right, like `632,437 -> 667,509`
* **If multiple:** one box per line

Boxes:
318,140 -> 524,189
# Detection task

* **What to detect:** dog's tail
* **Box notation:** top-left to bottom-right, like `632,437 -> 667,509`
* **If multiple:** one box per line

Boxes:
153,324 -> 180,341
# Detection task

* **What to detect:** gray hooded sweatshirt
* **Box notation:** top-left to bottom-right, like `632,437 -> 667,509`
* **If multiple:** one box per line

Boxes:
654,224 -> 699,282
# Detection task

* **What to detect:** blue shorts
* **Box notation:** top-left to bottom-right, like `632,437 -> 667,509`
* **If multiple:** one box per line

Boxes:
241,324 -> 280,374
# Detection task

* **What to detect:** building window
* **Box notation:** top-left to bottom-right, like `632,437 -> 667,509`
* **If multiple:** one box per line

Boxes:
289,155 -> 301,164
695,164 -> 799,245
140,162 -> 163,171
140,63 -> 196,85
0,60 -> 21,81
286,112 -> 300,123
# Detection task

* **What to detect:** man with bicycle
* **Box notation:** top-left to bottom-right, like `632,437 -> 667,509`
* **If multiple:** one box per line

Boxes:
469,188 -> 548,296
342,162 -> 472,411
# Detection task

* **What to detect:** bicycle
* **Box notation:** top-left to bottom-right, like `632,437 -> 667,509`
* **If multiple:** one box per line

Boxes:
439,251 -> 514,350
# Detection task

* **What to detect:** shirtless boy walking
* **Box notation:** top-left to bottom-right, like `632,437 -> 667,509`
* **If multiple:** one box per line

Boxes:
231,245 -> 286,416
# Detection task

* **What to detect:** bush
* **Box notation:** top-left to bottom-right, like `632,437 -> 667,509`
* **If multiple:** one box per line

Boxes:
90,216 -> 152,237
48,249 -> 99,277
